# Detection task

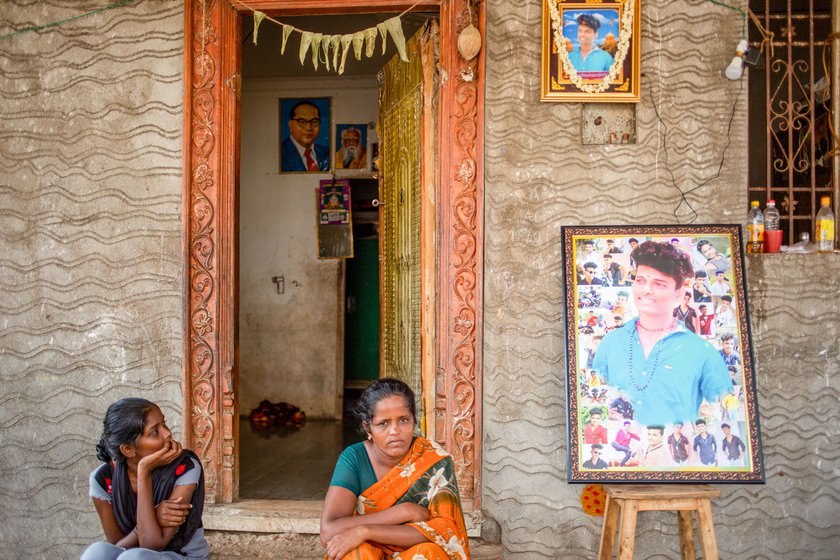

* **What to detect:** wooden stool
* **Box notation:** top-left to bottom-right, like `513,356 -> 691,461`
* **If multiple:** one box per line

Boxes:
597,485 -> 721,560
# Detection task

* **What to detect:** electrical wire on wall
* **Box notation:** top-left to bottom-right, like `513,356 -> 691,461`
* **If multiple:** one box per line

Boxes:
645,73 -> 744,224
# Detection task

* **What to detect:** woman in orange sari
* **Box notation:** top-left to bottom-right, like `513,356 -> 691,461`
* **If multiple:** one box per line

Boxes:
320,379 -> 470,560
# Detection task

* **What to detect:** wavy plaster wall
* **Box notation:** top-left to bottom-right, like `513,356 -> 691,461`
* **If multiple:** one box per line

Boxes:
483,0 -> 840,558
0,1 -> 184,557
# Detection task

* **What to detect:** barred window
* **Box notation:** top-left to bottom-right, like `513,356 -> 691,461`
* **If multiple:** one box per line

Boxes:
747,0 -> 837,245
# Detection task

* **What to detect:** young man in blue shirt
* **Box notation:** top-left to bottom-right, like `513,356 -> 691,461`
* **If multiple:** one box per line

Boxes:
592,241 -> 732,427
568,14 -> 614,74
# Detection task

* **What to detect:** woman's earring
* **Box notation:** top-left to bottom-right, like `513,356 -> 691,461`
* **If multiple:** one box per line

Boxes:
367,433 -> 372,441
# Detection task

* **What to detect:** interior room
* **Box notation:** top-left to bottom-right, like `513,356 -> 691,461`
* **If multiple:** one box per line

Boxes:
237,11 -> 432,500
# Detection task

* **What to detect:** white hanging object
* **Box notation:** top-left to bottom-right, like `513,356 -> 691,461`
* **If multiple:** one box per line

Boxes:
352,31 -> 365,60
384,17 -> 408,62
299,32 -> 313,65
364,27 -> 377,58
339,35 -> 353,74
281,24 -> 293,55
725,39 -> 748,80
330,35 -> 341,71
377,22 -> 388,55
253,11 -> 266,45
457,23 -> 481,61
311,32 -> 323,70
321,33 -> 331,70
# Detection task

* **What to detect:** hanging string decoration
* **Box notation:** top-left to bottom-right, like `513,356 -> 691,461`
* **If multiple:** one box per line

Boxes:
238,0 -> 417,75
546,0 -> 635,94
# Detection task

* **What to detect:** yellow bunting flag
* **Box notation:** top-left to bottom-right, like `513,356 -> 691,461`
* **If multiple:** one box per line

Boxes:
310,32 -> 323,70
384,17 -> 408,62
281,24 -> 293,55
330,35 -> 341,71
364,27 -> 377,58
352,31 -> 365,61
253,11 -> 266,45
339,34 -> 353,74
299,31 -> 312,65
321,33 -> 331,70
377,22 -> 388,55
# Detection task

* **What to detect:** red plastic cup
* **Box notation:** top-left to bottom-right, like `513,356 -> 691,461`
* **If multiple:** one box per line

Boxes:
764,229 -> 782,253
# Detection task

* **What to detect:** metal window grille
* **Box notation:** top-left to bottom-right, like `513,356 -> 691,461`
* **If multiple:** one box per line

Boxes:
748,0 -> 838,245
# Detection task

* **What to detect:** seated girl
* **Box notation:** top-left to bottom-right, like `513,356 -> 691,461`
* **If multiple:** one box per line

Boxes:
81,398 -> 209,560
320,378 -> 470,560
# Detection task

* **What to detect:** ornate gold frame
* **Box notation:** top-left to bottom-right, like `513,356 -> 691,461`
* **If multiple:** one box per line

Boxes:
541,0 -> 642,102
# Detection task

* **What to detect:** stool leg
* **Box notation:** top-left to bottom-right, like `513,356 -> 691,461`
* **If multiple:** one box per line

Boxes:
677,510 -> 696,560
598,496 -> 620,560
616,500 -> 638,560
696,500 -> 719,560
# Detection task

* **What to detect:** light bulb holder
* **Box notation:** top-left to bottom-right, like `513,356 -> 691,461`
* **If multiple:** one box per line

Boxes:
724,39 -> 749,80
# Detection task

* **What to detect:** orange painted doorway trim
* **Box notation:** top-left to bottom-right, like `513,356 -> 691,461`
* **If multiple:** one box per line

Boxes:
181,0 -> 484,509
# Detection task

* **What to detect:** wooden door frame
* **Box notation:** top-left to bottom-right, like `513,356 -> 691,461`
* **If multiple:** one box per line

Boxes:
182,0 -> 484,509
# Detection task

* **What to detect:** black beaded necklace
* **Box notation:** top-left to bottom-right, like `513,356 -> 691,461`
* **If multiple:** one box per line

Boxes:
628,320 -> 675,391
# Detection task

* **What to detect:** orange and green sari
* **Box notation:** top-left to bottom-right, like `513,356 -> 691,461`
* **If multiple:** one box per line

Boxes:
340,437 -> 470,560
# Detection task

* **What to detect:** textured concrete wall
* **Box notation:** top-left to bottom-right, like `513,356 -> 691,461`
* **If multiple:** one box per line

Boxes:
2,0 -> 838,558
483,0 -> 840,558
0,1 -> 184,557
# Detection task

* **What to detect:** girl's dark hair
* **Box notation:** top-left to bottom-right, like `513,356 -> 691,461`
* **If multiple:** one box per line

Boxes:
96,398 -> 156,463
353,378 -> 416,435
630,240 -> 693,287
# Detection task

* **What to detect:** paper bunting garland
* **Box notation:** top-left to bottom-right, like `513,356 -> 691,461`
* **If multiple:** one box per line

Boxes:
311,33 -> 323,71
352,31 -> 365,61
364,28 -> 377,58
281,24 -> 293,55
330,35 -> 341,70
299,32 -> 312,66
253,11 -> 266,46
241,0 -> 415,74
339,34 -> 353,74
384,17 -> 408,62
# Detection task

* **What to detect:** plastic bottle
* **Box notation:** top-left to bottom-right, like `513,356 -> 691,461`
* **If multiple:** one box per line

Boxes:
764,199 -> 780,231
815,196 -> 835,253
746,200 -> 764,253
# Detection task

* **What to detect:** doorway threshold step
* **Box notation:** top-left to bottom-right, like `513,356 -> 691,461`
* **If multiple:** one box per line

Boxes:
204,499 -> 481,537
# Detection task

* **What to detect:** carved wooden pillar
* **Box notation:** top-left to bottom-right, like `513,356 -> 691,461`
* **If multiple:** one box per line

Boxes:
183,0 -> 240,504
436,0 -> 485,510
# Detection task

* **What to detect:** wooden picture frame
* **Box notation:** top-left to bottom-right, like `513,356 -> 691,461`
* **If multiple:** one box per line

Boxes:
279,97 -> 332,173
563,225 -> 764,483
334,124 -> 369,173
541,0 -> 641,102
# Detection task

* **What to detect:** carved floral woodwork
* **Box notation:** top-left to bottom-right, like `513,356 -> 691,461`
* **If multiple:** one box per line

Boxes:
435,0 -> 484,508
183,0 -> 484,508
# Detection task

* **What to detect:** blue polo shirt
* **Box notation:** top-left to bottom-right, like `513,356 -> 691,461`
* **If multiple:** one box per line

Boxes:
568,47 -> 614,73
592,318 -> 732,425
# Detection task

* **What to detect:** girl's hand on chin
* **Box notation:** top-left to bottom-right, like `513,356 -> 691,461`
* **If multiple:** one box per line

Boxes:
139,440 -> 183,472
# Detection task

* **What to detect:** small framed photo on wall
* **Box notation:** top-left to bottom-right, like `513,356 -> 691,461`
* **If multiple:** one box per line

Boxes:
334,124 -> 369,172
563,225 -> 764,483
279,97 -> 332,173
541,0 -> 641,102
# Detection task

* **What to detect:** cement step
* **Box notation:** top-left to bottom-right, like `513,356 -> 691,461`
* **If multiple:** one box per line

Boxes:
207,530 -> 503,559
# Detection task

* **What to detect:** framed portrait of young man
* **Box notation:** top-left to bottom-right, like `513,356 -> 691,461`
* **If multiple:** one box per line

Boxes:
563,225 -> 764,483
541,0 -> 641,102
279,97 -> 332,173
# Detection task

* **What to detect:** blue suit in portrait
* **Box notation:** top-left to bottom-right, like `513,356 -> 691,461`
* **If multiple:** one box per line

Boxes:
281,137 -> 330,172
